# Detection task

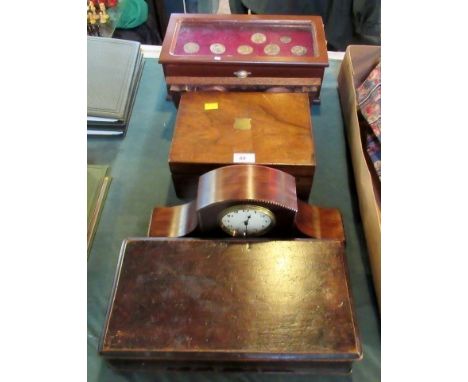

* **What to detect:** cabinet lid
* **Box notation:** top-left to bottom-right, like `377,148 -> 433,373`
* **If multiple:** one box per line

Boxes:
169,92 -> 316,170
159,14 -> 328,67
100,238 -> 361,362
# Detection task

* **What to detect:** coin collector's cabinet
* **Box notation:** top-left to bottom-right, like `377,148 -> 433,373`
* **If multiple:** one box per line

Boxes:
159,14 -> 329,104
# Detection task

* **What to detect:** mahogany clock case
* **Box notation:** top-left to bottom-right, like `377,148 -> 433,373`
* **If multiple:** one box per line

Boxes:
99,238 -> 362,373
149,164 -> 345,242
159,14 -> 329,103
169,92 -> 316,200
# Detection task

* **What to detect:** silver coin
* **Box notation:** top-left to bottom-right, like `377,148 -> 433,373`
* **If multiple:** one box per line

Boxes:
291,45 -> 307,56
210,43 -> 226,54
183,42 -> 200,54
280,36 -> 292,44
237,45 -> 253,55
264,43 -> 280,56
251,32 -> 267,44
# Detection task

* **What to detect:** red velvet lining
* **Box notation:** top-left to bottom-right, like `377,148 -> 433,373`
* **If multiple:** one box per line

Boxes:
173,22 -> 315,57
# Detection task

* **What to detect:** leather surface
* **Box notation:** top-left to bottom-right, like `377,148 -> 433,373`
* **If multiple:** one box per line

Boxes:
87,58 -> 380,381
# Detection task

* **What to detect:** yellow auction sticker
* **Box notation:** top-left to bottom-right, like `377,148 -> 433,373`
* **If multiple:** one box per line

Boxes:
204,102 -> 218,110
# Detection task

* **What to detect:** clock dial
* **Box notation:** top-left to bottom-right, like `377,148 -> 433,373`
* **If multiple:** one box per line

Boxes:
218,205 -> 276,237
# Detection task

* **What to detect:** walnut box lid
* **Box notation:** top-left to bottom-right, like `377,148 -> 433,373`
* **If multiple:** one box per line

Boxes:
169,92 -> 316,176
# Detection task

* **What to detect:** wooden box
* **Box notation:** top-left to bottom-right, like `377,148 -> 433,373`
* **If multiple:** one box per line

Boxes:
100,238 -> 362,373
169,92 -> 316,200
159,14 -> 329,104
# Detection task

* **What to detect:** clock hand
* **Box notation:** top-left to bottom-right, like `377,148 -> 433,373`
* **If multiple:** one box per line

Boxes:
243,215 -> 251,236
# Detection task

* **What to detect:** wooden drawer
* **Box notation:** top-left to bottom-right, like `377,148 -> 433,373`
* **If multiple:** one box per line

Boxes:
163,63 -> 326,79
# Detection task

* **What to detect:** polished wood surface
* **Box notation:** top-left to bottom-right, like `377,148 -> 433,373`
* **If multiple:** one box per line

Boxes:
149,165 -> 344,242
166,76 -> 322,86
100,238 -> 362,372
169,92 -> 315,200
163,64 -> 325,79
148,201 -> 198,237
295,201 -> 346,242
197,165 -> 297,208
166,76 -> 322,108
196,165 -> 297,235
148,201 -> 345,242
171,173 -> 313,201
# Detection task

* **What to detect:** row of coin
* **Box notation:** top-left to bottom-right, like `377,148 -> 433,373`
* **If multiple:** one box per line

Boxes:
183,41 -> 307,56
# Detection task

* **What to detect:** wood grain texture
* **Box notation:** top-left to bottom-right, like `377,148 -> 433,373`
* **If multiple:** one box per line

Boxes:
197,164 -> 297,213
148,165 -> 344,242
163,64 -> 325,79
99,238 -> 362,372
166,76 -> 322,86
196,164 -> 298,235
295,200 -> 346,242
148,201 -> 198,237
169,92 -> 315,200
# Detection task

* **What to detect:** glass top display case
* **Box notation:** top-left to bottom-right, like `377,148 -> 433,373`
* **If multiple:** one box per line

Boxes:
173,20 -> 316,59
160,14 -> 327,64
159,14 -> 329,104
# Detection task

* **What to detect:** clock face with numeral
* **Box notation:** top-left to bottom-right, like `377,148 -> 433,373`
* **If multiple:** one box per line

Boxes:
218,204 -> 276,237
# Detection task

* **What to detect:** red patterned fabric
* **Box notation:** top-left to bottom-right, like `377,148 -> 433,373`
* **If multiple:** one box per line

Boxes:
90,0 -> 118,7
356,62 -> 381,180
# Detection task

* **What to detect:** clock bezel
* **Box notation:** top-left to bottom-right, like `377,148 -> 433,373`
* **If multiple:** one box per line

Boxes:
218,204 -> 276,237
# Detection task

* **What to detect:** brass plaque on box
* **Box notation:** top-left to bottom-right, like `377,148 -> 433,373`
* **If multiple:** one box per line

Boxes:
169,92 -> 316,200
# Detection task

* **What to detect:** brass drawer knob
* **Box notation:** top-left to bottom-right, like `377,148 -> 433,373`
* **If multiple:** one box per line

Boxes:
233,70 -> 251,78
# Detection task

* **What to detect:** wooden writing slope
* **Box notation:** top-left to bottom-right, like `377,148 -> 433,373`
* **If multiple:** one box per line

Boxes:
159,14 -> 329,104
100,238 -> 362,373
169,92 -> 316,200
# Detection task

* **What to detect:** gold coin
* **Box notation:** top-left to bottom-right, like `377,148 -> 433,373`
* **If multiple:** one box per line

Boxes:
210,43 -> 226,54
251,33 -> 267,44
280,36 -> 292,44
237,45 -> 253,55
264,43 -> 280,56
183,42 -> 200,54
291,45 -> 307,56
